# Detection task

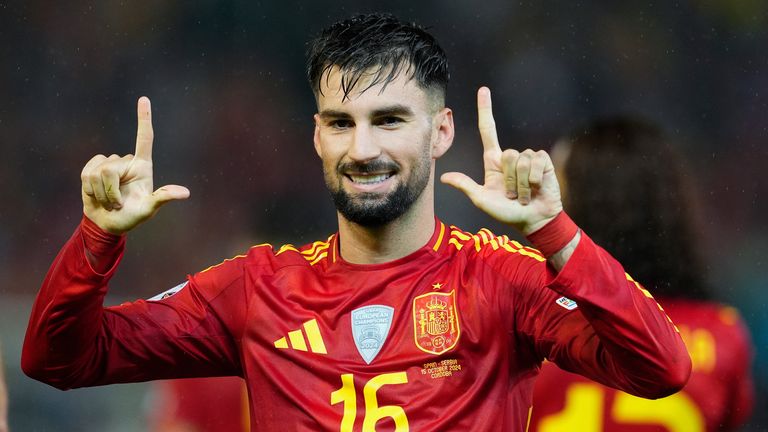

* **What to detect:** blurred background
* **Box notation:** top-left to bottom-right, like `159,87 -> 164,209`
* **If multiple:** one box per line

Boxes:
1,1 -> 766,430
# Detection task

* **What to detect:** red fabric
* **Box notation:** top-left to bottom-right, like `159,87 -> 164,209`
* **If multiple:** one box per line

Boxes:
81,215 -> 125,274
22,218 -> 690,431
529,300 -> 755,432
525,211 -> 579,257
148,377 -> 248,432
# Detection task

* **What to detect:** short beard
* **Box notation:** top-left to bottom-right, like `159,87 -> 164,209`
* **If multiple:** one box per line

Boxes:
327,158 -> 430,228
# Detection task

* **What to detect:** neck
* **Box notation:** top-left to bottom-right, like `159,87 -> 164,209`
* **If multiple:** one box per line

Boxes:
337,187 -> 435,264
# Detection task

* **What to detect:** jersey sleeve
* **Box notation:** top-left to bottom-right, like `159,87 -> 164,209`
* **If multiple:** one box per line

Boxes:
22,217 -> 247,390
495,231 -> 691,399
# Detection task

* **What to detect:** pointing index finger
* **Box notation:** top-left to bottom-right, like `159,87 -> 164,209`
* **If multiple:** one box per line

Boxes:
135,96 -> 154,161
477,87 -> 501,154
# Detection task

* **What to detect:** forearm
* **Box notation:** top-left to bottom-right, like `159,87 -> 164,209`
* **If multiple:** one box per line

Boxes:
22,217 -> 124,389
543,234 -> 691,398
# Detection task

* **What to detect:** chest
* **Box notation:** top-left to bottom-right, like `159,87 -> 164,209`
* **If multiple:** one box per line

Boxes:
238,263 -> 522,430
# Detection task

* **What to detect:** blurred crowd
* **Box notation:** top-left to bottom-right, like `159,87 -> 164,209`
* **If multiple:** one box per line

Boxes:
1,1 -> 766,430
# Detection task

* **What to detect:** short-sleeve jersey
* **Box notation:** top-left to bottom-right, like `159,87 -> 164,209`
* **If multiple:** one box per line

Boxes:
23,218 -> 690,431
528,300 -> 754,432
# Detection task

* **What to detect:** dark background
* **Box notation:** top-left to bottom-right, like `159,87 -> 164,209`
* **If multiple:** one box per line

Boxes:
1,1 -> 766,430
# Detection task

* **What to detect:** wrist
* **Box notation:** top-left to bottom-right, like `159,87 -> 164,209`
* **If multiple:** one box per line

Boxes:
525,211 -> 579,257
81,214 -> 125,255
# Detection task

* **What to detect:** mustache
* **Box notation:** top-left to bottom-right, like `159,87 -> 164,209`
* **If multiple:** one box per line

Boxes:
337,159 -> 399,173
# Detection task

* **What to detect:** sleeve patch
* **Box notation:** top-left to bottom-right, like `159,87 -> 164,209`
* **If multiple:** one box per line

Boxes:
148,281 -> 188,301
556,296 -> 578,311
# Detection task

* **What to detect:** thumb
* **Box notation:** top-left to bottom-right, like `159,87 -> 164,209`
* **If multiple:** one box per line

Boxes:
440,172 -> 482,200
150,184 -> 191,209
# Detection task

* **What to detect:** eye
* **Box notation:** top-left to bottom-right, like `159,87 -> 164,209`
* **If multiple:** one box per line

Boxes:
329,119 -> 353,130
376,116 -> 404,128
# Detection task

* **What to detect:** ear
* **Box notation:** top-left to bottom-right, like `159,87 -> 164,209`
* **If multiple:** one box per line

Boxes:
431,108 -> 454,159
313,113 -> 323,158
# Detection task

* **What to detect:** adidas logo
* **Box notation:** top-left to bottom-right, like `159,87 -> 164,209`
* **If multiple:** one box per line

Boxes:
273,318 -> 327,354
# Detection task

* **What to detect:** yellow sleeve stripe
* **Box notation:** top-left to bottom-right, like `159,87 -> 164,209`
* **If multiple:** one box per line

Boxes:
276,244 -> 299,256
624,273 -> 678,330
300,240 -> 330,257
625,273 -> 655,299
309,252 -> 328,266
448,238 -> 464,250
199,244 -> 273,274
302,243 -> 330,261
445,227 -> 545,262
451,229 -> 472,241
472,235 -> 482,252
303,319 -> 328,354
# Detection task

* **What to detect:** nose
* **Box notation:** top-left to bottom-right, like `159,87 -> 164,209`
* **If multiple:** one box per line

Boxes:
347,126 -> 381,162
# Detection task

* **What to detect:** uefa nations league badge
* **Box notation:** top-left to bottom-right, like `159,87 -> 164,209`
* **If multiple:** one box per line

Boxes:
351,305 -> 394,364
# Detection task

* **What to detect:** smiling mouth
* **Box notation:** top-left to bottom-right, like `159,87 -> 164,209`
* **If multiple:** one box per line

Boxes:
346,173 -> 393,184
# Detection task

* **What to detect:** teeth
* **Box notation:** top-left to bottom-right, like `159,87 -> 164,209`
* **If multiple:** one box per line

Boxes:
349,174 -> 391,184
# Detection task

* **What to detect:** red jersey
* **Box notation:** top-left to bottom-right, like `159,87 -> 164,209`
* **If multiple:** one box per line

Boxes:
147,377 -> 249,432
529,300 -> 754,432
23,217 -> 690,431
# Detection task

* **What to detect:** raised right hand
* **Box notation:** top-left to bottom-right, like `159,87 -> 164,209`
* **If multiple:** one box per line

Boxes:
80,97 -> 190,235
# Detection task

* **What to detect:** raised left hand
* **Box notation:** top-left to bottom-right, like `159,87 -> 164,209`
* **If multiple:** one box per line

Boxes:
441,87 -> 563,235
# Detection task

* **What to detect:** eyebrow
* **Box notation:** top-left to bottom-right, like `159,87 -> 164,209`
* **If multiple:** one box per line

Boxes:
318,104 -> 415,120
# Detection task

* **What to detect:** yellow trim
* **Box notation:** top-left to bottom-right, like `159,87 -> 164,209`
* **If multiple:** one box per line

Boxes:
276,244 -> 299,256
288,330 -> 307,351
303,243 -> 329,261
519,248 -> 546,262
448,238 -> 464,250
472,235 -> 482,252
309,252 -> 328,266
199,254 -> 246,274
303,319 -> 328,354
300,239 -> 326,256
433,222 -> 446,251
451,230 -> 471,241
477,230 -> 489,244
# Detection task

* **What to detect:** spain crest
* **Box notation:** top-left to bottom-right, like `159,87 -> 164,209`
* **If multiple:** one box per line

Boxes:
413,290 -> 460,355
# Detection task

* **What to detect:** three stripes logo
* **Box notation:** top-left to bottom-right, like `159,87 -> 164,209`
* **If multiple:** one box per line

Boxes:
273,318 -> 328,355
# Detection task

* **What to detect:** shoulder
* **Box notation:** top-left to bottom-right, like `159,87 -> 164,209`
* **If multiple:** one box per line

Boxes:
442,224 -> 545,268
195,234 -> 338,279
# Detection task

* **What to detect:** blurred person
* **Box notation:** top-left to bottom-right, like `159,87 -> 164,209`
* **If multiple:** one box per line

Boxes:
22,13 -> 690,431
528,117 -> 755,432
146,377 -> 248,432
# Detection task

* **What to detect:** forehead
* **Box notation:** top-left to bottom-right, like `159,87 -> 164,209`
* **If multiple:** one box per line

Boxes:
315,66 -> 432,114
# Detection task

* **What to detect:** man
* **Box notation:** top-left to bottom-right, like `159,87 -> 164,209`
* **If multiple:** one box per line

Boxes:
528,117 -> 755,432
22,13 -> 690,431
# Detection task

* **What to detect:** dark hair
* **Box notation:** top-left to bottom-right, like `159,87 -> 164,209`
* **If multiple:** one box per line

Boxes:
563,116 -> 712,300
306,13 -> 449,101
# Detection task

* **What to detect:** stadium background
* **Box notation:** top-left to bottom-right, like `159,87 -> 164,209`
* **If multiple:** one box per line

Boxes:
1,1 -> 766,430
